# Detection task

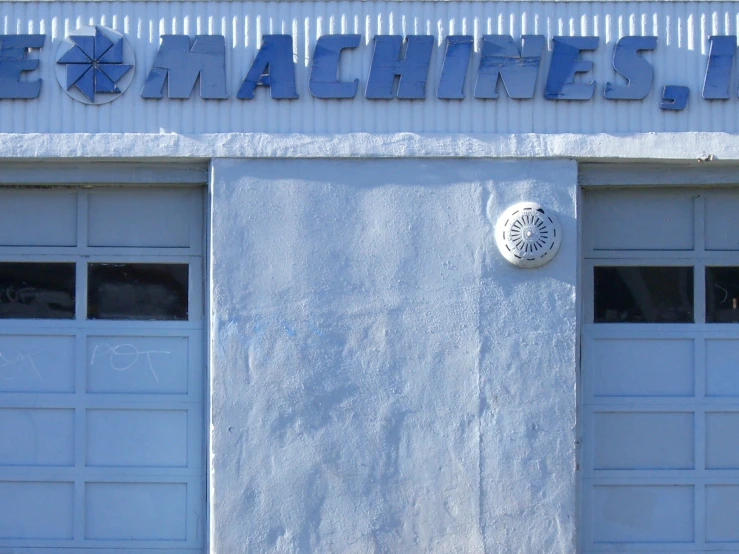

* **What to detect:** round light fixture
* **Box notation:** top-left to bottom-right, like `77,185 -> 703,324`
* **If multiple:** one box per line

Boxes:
495,202 -> 562,268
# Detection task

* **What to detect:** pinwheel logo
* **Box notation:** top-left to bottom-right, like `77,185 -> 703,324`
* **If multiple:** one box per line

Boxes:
55,25 -> 134,104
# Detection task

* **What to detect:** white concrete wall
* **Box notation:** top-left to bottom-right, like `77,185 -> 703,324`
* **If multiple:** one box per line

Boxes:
210,158 -> 578,552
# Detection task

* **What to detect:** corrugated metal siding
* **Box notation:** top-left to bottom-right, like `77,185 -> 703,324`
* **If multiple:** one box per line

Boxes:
2,1 -> 739,134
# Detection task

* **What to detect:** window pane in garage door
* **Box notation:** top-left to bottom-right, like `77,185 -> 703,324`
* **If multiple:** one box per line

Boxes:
593,266 -> 694,323
706,266 -> 739,323
0,262 -> 76,319
87,263 -> 189,320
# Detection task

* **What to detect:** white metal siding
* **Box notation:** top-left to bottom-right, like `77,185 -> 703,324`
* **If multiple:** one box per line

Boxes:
2,1 -> 739,135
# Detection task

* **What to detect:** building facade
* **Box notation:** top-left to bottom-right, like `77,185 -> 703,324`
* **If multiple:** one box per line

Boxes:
1,1 -> 738,552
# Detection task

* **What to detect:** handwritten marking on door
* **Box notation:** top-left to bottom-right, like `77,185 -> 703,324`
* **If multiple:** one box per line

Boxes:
0,350 -> 45,380
90,344 -> 170,382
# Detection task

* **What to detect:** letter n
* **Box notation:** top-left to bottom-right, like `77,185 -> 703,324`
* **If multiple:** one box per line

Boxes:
474,35 -> 544,99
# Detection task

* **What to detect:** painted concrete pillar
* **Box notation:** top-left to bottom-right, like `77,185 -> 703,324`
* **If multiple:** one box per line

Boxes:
210,158 -> 577,552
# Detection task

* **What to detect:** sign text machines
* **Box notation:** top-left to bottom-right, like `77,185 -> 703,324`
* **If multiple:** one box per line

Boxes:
1,28 -> 737,110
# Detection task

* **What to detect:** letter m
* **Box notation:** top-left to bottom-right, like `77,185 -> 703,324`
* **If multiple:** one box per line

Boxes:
142,35 -> 228,99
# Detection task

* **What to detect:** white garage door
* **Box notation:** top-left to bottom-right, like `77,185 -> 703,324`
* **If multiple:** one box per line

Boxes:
581,188 -> 739,552
0,186 -> 205,552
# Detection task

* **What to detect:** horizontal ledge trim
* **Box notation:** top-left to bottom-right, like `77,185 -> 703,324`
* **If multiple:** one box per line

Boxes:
0,162 -> 208,185
1,132 -> 739,163
0,0 -> 729,2
579,162 -> 739,186
0,539 -> 203,554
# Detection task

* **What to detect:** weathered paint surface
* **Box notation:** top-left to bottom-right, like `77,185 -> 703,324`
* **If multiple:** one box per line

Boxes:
210,158 -> 577,552
1,1 -> 726,551
0,131 -> 736,161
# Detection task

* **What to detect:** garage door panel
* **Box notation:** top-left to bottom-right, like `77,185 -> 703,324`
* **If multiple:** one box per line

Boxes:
84,482 -> 188,541
590,338 -> 695,397
87,336 -> 189,394
0,409 -> 74,466
87,189 -> 193,249
704,192 -> 739,251
0,186 -> 204,551
0,481 -> 74,539
584,190 -> 694,251
0,335 -> 75,393
86,409 -> 188,468
706,339 -> 739,397
706,413 -> 739,469
706,485 -> 739,542
593,412 -> 695,470
589,484 -> 694,544
0,189 -> 77,247
582,188 -> 739,551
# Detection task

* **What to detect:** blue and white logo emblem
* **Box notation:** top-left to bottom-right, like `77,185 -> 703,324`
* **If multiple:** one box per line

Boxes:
55,25 -> 134,104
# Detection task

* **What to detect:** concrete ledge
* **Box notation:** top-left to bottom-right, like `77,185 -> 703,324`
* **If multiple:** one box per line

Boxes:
0,132 -> 737,162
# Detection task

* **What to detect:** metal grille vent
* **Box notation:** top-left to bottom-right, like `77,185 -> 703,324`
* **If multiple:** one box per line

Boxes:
495,202 -> 562,268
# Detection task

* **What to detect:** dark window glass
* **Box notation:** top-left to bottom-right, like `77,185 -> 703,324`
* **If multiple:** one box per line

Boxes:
0,263 -> 75,319
88,263 -> 188,321
594,266 -> 694,323
707,267 -> 739,323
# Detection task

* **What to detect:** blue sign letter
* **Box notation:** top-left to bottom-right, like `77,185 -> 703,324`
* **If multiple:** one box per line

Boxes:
142,35 -> 228,99
604,36 -> 657,100
437,35 -> 473,99
474,35 -> 544,99
366,35 -> 434,99
544,36 -> 599,100
309,34 -> 360,99
238,35 -> 299,99
0,35 -> 45,99
702,35 -> 736,99
660,85 -> 689,110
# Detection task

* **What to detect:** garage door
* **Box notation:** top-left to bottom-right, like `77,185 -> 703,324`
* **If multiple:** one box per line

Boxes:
0,186 -> 204,552
581,187 -> 739,552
